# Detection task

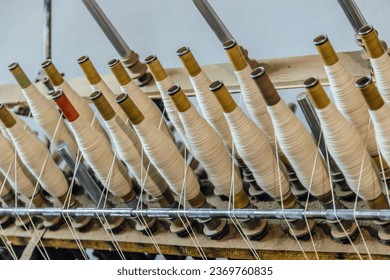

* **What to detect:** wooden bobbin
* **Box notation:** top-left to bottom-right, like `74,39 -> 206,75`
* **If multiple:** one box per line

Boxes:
90,90 -> 115,121
8,62 -> 32,89
223,39 -> 247,71
176,46 -> 202,77
144,55 -> 168,82
108,58 -> 132,86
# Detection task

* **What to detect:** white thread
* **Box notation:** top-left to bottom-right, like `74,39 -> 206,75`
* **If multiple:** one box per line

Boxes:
268,100 -> 330,197
0,174 -> 12,198
120,80 -> 174,141
155,77 -> 186,139
55,81 -> 108,139
179,103 -> 243,195
21,84 -> 78,152
324,61 -> 378,156
6,120 -> 69,198
370,53 -> 390,105
0,133 -> 35,198
133,119 -> 200,200
69,116 -> 132,198
368,104 -> 390,166
225,106 -> 290,199
104,115 -> 167,197
316,103 -> 382,201
91,80 -> 129,122
189,71 -> 234,153
235,65 -> 276,149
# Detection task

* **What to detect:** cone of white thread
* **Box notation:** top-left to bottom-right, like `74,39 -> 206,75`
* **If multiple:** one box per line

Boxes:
116,92 -> 204,207
0,133 -> 35,198
210,81 -> 290,201
90,90 -> 167,199
252,67 -> 331,198
77,56 -> 129,122
314,35 -> 379,162
0,104 -> 69,200
108,58 -> 175,143
144,55 -> 186,139
304,77 -> 382,202
357,76 -> 390,171
168,84 -> 244,199
52,89 -> 134,200
177,47 -> 234,154
41,59 -> 109,142
9,62 -> 78,153
359,25 -> 390,105
223,39 -> 276,150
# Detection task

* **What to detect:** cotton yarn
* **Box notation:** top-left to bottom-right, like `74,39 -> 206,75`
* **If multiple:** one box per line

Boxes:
305,77 -> 382,201
314,35 -> 378,158
145,55 -> 186,139
211,81 -> 290,200
108,59 -> 174,142
116,93 -> 201,202
224,40 -> 276,150
90,91 -> 167,198
177,47 -> 233,154
9,62 -> 78,153
0,133 -> 35,198
252,67 -> 331,197
359,25 -> 390,105
52,90 -> 133,199
168,85 -> 243,196
0,104 -> 69,199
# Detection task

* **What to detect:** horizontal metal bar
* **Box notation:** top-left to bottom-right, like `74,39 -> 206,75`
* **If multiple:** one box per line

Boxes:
1,207 -> 390,221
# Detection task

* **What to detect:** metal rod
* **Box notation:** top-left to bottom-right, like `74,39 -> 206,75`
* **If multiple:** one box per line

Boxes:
81,0 -> 132,59
57,143 -> 104,207
192,0 -> 234,44
1,207 -> 390,221
337,0 -> 368,33
43,0 -> 52,60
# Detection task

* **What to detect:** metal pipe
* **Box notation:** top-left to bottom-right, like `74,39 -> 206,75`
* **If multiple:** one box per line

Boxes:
192,0 -> 234,44
1,207 -> 390,221
43,0 -> 52,60
81,0 -> 131,58
337,0 -> 368,33
81,0 -> 150,85
57,143 -> 104,207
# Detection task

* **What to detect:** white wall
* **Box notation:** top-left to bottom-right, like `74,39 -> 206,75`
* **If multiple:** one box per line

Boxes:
1,0 -> 390,86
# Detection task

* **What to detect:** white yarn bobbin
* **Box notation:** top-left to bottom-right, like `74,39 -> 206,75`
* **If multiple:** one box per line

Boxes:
251,67 -> 331,198
0,104 -> 69,199
168,85 -> 243,196
305,77 -> 382,202
9,62 -> 78,153
223,40 -> 276,151
177,47 -> 234,154
359,25 -> 390,105
314,35 -> 378,158
52,90 -> 133,199
0,133 -> 35,198
357,76 -> 390,171
108,58 -> 174,143
145,55 -> 186,140
77,56 -> 129,123
211,81 -> 290,201
90,90 -> 167,198
41,59 -> 109,142
116,93 -> 201,203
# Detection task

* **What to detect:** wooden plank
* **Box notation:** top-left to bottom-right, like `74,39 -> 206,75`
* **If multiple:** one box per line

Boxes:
0,50 -> 370,105
1,218 -> 389,260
